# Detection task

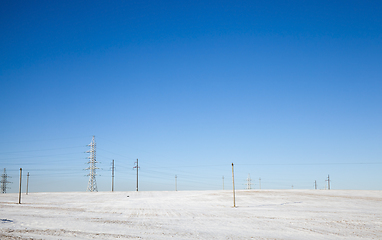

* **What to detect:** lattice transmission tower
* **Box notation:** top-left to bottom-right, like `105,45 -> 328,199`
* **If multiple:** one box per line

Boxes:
1,168 -> 12,193
86,136 -> 98,192
246,173 -> 254,189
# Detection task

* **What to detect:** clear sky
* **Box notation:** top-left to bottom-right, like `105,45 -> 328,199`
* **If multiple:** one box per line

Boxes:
1,0 -> 381,192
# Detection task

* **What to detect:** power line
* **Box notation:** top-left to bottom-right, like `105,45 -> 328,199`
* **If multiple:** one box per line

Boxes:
0,136 -> 91,144
97,147 -> 135,160
236,162 -> 382,166
0,146 -> 84,155
0,152 -> 85,161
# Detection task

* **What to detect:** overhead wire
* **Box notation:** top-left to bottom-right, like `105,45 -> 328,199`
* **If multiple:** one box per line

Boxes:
0,146 -> 85,155
2,135 -> 380,191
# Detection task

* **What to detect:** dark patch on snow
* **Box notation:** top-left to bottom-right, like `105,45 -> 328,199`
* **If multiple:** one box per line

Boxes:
1,219 -> 13,223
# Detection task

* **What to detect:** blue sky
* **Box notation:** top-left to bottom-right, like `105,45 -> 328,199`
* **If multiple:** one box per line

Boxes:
1,0 -> 381,192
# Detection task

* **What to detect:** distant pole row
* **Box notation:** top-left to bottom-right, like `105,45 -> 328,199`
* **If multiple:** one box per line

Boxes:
314,175 -> 331,190
2,168 -> 29,204
86,137 -> 333,193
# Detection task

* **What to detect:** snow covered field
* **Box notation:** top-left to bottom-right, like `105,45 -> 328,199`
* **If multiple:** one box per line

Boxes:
1,190 -> 381,239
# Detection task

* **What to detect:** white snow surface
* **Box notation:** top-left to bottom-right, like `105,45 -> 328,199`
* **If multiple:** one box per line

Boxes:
1,190 -> 381,239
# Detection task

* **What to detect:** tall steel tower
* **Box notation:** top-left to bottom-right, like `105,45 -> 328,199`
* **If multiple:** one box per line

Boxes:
246,173 -> 253,190
1,168 -> 12,193
86,136 -> 98,192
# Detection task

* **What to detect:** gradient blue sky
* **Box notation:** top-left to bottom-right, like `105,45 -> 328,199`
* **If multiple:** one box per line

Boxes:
1,0 -> 381,192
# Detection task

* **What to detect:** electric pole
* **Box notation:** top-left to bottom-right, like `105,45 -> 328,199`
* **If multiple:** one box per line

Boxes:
259,177 -> 261,189
18,168 -> 22,204
133,159 -> 139,191
246,174 -> 253,190
326,175 -> 330,190
175,175 -> 177,191
1,168 -> 12,193
232,163 -> 236,207
26,172 -> 29,195
111,160 -> 115,192
86,136 -> 98,192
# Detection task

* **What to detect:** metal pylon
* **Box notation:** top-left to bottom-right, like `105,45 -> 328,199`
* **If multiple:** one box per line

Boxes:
86,136 -> 98,192
1,168 -> 12,193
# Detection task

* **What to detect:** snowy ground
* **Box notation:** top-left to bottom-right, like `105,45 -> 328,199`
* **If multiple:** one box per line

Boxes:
0,190 -> 381,239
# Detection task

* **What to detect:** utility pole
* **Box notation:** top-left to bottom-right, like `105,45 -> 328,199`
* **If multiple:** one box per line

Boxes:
259,177 -> 261,189
18,168 -> 22,204
232,163 -> 236,207
246,174 -> 253,190
86,136 -> 98,192
111,160 -> 115,192
175,175 -> 177,191
326,175 -> 330,190
1,168 -> 12,193
222,176 -> 224,190
26,172 -> 30,195
133,159 -> 139,191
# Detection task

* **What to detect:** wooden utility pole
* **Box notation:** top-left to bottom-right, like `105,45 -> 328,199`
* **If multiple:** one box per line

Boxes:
232,163 -> 236,207
26,172 -> 29,195
18,168 -> 22,204
111,160 -> 114,192
133,159 -> 139,191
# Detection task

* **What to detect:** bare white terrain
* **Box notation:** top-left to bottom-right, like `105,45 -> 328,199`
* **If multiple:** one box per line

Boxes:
1,190 -> 381,239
